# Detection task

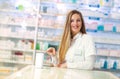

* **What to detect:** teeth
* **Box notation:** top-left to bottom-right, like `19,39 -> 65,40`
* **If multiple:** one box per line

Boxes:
74,26 -> 78,29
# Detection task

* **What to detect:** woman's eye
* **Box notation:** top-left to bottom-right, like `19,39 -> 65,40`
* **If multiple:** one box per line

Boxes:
71,19 -> 81,22
77,19 -> 80,22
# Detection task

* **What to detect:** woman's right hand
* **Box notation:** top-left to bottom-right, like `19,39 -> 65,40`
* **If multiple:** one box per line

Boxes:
46,47 -> 56,56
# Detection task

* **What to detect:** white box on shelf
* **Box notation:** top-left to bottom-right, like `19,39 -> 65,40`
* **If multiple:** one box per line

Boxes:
35,53 -> 44,68
109,50 -> 120,57
97,49 -> 109,56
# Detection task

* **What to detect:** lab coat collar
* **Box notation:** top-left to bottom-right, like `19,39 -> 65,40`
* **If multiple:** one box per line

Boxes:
73,32 -> 82,40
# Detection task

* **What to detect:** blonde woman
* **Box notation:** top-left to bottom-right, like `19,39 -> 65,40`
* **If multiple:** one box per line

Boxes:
46,10 -> 96,70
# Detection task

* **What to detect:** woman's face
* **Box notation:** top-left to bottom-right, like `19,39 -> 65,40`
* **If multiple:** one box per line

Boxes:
70,13 -> 82,36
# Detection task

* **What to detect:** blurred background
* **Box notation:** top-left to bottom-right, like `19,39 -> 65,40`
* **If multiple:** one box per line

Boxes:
0,0 -> 120,78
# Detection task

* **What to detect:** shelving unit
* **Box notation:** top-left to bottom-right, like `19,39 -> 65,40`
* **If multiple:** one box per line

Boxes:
0,0 -> 40,77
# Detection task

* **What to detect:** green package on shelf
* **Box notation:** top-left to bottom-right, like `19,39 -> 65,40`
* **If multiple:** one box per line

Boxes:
112,26 -> 116,32
44,42 -> 49,51
112,61 -> 117,70
72,0 -> 77,3
62,0 -> 67,2
36,43 -> 40,50
97,25 -> 104,31
101,60 -> 108,69
17,5 -> 24,11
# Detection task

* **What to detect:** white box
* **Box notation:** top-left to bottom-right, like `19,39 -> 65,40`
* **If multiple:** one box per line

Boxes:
35,53 -> 44,68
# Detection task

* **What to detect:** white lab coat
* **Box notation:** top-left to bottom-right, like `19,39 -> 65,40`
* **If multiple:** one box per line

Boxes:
65,32 -> 96,70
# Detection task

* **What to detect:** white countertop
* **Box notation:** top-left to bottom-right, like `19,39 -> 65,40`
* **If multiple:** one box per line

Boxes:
6,65 -> 119,79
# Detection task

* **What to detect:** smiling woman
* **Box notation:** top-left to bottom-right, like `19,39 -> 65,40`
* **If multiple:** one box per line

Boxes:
46,10 -> 96,70
70,13 -> 82,37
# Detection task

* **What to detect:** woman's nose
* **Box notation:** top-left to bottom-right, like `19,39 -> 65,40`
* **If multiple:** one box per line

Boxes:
73,21 -> 77,25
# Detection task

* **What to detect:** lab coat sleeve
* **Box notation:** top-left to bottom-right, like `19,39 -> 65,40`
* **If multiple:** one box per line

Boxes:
66,35 -> 96,70
84,35 -> 96,57
66,55 -> 95,70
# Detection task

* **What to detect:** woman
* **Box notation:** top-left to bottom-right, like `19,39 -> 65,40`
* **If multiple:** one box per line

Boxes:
46,10 -> 96,70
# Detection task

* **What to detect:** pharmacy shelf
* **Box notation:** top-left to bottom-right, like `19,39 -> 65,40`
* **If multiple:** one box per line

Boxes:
40,8 -> 120,21
0,35 -> 35,40
40,12 -> 57,16
96,54 -> 120,58
0,9 -> 38,15
40,12 -> 69,16
88,31 -> 120,44
38,25 -> 63,29
36,50 -> 46,53
93,37 -> 120,45
37,37 -> 60,42
0,20 -> 37,27
0,47 -> 34,52
0,59 -> 32,65
0,0 -> 40,67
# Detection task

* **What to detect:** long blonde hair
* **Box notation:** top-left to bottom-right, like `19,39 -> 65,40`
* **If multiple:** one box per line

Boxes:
58,10 -> 86,63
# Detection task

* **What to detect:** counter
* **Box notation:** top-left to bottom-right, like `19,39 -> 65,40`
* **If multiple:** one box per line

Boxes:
0,64 -> 26,79
6,65 -> 119,79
